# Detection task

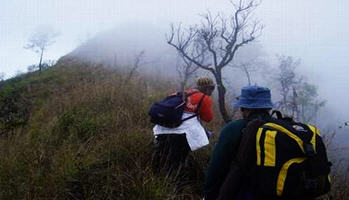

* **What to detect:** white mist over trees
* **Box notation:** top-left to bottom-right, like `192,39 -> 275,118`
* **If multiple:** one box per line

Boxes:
62,25 -> 323,123
273,56 -> 325,123
54,0 -> 348,146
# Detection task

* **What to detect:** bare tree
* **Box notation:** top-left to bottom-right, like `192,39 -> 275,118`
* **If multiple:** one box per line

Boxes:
24,25 -> 59,74
125,51 -> 145,84
231,58 -> 259,86
240,63 -> 253,85
167,0 -> 263,122
297,82 -> 326,123
275,56 -> 325,123
176,54 -> 200,90
275,56 -> 301,117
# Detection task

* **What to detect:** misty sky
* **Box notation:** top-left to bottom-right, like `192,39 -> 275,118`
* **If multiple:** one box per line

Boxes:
1,0 -> 349,120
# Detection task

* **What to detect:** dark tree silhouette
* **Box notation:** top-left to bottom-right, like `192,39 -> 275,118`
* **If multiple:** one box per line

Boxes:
167,0 -> 263,122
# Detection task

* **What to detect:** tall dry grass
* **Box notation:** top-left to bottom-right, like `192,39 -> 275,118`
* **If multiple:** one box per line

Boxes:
0,63 -> 219,200
0,61 -> 347,199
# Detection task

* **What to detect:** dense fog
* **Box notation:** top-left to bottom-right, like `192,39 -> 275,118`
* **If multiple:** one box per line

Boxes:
1,0 -> 348,149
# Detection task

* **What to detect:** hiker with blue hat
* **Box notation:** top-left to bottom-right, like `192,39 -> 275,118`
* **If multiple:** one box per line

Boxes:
204,86 -> 274,200
204,85 -> 330,200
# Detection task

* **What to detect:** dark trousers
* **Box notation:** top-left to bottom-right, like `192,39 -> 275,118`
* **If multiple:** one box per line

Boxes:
234,190 -> 316,200
152,134 -> 191,174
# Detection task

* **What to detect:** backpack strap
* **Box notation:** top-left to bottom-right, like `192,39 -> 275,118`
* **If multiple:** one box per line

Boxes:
185,90 -> 200,98
271,110 -> 295,122
292,122 -> 316,157
271,110 -> 283,120
172,91 -> 200,109
181,93 -> 206,122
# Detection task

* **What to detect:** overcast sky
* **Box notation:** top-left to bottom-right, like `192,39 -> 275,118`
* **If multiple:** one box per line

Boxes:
1,0 -> 349,121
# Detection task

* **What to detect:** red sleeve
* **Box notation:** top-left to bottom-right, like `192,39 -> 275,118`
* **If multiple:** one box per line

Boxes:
198,95 -> 214,122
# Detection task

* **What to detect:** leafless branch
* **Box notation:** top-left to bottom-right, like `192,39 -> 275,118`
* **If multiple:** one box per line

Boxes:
125,51 -> 145,83
167,24 -> 214,73
167,0 -> 263,122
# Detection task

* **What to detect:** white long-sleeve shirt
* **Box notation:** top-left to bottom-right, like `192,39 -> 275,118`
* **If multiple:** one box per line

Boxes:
153,112 -> 209,151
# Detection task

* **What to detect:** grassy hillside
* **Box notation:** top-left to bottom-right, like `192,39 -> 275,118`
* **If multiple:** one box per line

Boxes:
0,62 -> 221,199
0,61 -> 347,200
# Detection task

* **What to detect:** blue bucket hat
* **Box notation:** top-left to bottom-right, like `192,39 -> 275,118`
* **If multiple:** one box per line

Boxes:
234,86 -> 274,109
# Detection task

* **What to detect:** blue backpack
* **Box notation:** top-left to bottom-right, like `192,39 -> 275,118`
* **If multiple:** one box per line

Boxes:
149,91 -> 205,128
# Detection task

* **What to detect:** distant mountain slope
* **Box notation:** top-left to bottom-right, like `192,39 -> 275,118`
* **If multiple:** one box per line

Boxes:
60,22 -> 179,77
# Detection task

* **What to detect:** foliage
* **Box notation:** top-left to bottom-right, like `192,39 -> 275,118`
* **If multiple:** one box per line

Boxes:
274,56 -> 325,123
297,82 -> 326,122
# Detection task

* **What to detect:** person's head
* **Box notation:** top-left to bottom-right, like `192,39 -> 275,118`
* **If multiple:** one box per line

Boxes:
196,77 -> 215,96
234,86 -> 274,119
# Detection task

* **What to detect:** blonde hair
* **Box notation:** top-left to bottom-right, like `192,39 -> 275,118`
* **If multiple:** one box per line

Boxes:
196,77 -> 215,87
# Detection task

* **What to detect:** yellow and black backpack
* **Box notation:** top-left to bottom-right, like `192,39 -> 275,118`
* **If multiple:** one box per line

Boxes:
218,111 -> 331,200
